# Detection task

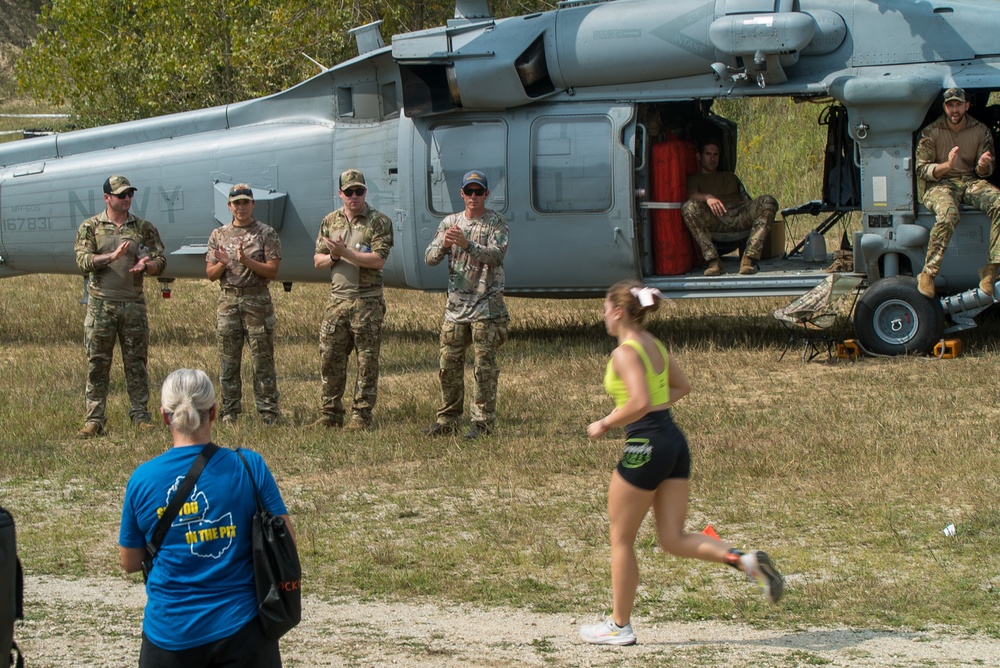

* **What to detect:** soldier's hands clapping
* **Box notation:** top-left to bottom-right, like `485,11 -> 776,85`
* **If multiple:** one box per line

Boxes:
212,246 -> 231,266
109,240 -> 131,263
129,257 -> 152,274
979,150 -> 994,173
945,146 -> 961,172
325,235 -> 348,259
444,225 -> 468,250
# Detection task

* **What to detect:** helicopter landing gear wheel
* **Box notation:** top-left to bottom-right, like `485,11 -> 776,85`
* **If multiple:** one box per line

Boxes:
853,276 -> 944,355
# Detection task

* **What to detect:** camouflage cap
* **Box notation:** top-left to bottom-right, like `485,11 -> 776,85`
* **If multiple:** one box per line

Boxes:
103,175 -> 136,195
462,170 -> 488,190
228,183 -> 254,202
340,169 -> 366,190
944,87 -> 967,103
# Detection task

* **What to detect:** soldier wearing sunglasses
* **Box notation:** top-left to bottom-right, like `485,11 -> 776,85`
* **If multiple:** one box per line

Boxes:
73,175 -> 166,438
312,169 -> 394,430
424,170 -> 509,440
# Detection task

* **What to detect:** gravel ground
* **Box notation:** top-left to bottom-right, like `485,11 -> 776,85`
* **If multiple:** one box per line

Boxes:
13,575 -> 1000,667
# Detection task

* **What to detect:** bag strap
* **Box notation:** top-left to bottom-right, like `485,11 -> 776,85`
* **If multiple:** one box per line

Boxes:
14,557 -> 22,620
232,447 -> 264,511
146,442 -> 220,560
10,641 -> 24,668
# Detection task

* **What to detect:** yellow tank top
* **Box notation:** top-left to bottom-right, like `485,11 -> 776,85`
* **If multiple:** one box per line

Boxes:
603,338 -> 670,409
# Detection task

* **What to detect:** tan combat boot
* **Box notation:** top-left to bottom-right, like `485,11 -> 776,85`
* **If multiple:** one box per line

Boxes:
978,263 -> 999,297
309,416 -> 342,429
76,422 -> 103,439
739,256 -> 758,275
347,415 -> 372,431
703,258 -> 725,276
917,271 -> 936,298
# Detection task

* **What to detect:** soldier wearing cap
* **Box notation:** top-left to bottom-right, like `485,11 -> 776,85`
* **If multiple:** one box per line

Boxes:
206,184 -> 282,425
916,87 -> 1000,298
312,169 -> 394,430
423,170 -> 509,440
73,175 -> 166,438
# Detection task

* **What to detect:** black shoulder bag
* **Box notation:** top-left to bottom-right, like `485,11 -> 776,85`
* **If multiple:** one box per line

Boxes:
233,448 -> 302,640
142,443 -> 220,581
1,506 -> 24,668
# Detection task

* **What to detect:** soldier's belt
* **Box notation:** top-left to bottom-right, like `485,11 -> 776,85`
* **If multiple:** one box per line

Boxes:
221,285 -> 269,296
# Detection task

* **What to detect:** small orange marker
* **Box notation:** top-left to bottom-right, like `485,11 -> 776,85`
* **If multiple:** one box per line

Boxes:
702,524 -> 720,540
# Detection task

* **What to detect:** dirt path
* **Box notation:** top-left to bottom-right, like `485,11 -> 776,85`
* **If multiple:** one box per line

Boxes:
15,575 -> 1000,667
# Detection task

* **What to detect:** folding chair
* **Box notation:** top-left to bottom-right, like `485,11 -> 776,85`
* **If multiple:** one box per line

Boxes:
773,274 -> 863,361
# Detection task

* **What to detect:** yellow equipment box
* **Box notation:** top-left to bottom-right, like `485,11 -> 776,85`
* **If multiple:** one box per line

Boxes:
836,339 -> 861,359
933,339 -> 962,359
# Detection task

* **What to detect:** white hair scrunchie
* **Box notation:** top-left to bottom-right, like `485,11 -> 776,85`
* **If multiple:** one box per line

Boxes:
630,286 -> 664,307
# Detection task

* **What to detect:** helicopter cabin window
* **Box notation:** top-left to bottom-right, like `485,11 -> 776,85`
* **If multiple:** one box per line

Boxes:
427,120 -> 507,215
531,116 -> 613,213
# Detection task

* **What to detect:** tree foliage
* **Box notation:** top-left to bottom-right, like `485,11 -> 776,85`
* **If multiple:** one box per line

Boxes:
16,0 -> 554,127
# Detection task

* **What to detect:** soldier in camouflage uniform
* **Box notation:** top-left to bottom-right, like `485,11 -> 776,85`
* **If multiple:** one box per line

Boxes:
73,175 -> 166,438
682,141 -> 778,276
312,169 -> 394,430
206,184 -> 282,425
915,87 -> 1000,298
423,170 -> 509,440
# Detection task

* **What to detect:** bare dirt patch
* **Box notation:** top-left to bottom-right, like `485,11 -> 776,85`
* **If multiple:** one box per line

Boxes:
16,575 -> 1000,667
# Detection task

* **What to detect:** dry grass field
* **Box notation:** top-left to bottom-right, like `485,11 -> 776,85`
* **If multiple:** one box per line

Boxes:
1,272 -> 999,665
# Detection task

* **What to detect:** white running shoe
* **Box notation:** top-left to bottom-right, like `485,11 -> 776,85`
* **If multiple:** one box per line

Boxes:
579,616 -> 637,645
740,550 -> 784,604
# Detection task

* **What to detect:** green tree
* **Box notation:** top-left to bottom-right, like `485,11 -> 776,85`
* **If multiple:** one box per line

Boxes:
16,0 -> 554,126
17,0 -> 355,125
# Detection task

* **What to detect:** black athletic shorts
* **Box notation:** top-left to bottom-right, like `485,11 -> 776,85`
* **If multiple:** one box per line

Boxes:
615,409 -> 691,490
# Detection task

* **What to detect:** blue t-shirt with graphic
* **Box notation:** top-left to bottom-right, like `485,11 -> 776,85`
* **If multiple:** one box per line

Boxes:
119,445 -> 288,651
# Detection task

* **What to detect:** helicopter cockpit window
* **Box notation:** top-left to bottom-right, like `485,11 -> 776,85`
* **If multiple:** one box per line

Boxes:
427,120 -> 508,215
531,116 -> 613,213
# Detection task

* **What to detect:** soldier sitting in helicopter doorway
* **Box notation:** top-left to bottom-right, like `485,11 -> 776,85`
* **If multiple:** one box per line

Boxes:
682,140 -> 778,276
916,87 -> 1000,298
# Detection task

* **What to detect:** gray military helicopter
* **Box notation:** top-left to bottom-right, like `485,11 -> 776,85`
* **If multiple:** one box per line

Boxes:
2,0 -> 999,355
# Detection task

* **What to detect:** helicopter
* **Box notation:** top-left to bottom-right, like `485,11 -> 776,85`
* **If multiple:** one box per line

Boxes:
3,0 -> 1000,355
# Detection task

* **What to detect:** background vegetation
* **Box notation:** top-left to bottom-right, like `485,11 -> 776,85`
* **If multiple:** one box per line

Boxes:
14,0 -> 557,126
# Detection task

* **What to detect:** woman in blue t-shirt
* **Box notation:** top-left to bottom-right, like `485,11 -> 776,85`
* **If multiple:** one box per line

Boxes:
579,281 -> 784,646
119,368 -> 292,667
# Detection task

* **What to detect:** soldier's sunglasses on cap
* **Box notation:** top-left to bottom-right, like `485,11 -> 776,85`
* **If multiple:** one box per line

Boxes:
229,188 -> 254,199
462,187 -> 486,196
343,187 -> 366,197
110,191 -> 134,199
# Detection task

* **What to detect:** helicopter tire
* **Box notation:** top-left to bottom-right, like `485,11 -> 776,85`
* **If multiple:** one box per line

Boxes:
853,276 -> 944,356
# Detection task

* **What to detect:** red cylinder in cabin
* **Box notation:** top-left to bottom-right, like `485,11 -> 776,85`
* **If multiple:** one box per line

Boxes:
650,136 -> 697,275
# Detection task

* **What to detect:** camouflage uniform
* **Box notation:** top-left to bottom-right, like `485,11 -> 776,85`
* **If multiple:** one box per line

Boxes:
916,114 -> 1000,276
315,203 -> 393,425
74,211 -> 166,428
206,219 -> 282,421
425,209 -> 509,428
682,172 -> 777,261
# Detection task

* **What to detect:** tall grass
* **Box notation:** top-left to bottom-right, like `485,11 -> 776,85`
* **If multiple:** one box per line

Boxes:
2,274 -> 999,635
716,96 -> 862,246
